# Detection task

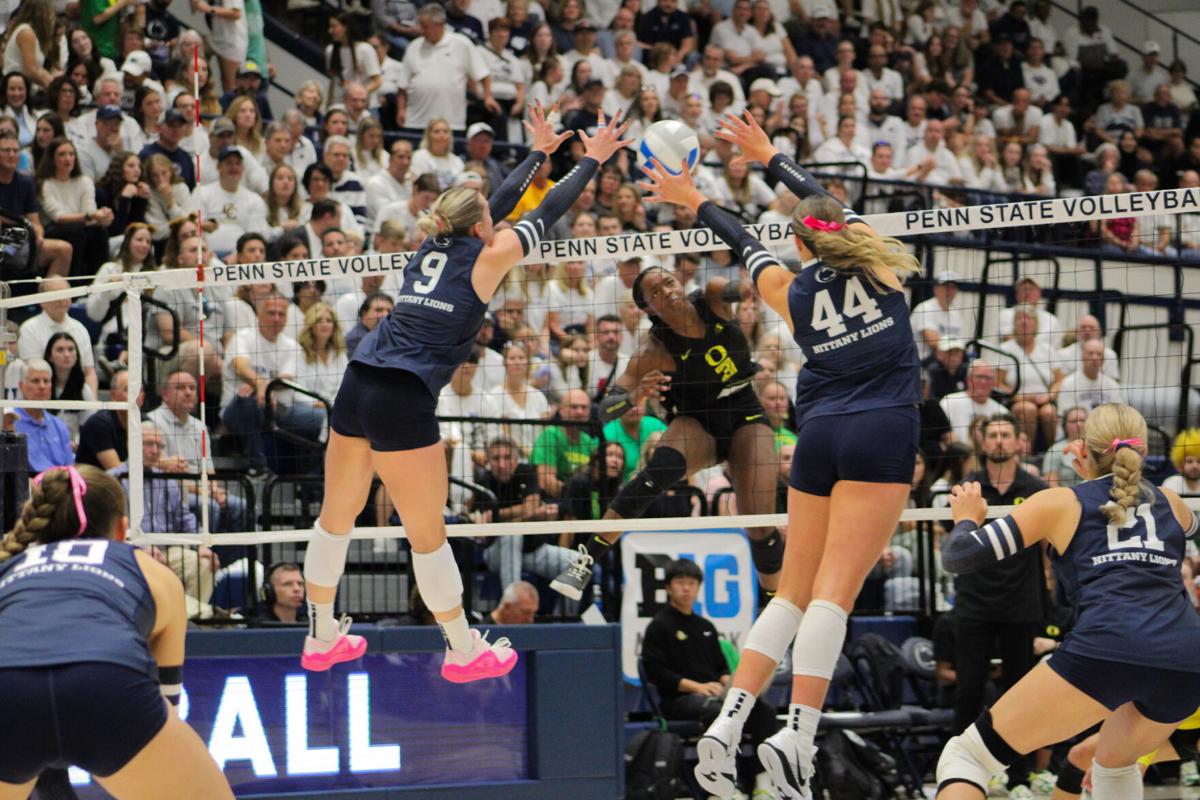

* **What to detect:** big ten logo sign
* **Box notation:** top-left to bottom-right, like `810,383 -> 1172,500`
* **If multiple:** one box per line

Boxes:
620,530 -> 755,682
634,551 -> 743,620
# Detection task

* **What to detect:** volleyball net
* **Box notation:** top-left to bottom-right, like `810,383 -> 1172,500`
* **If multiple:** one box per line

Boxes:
2,186 -> 1199,618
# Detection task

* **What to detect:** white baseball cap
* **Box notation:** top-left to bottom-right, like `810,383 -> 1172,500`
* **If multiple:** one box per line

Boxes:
121,50 -> 152,77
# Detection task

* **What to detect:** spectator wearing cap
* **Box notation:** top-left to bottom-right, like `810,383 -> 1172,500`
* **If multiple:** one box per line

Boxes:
69,76 -> 142,153
746,78 -> 784,122
642,558 -> 780,795
120,50 -> 165,108
978,34 -> 1024,106
861,43 -> 905,105
689,45 -> 746,111
465,122 -> 508,193
396,4 -> 494,135
912,271 -> 967,363
997,275 -> 1063,346
189,146 -> 270,256
220,61 -> 273,121
198,117 -> 269,194
139,108 -> 196,189
927,340 -> 969,400
790,6 -> 839,75
77,104 -> 124,181
1130,41 -> 1170,105
638,0 -> 696,63
480,19 -> 526,139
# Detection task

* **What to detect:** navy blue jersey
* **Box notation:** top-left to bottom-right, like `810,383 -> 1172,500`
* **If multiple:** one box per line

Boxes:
787,261 -> 920,425
0,539 -> 157,678
1052,478 -> 1200,672
353,235 -> 490,398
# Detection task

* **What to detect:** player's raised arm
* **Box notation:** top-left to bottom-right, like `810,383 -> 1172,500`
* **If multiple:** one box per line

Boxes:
638,158 -> 794,330
487,102 -> 573,221
717,111 -> 873,235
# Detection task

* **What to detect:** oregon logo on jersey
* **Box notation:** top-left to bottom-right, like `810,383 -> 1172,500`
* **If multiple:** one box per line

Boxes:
705,344 -> 739,382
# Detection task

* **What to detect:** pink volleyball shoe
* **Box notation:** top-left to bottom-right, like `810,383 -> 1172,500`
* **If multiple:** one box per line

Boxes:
441,629 -> 518,684
301,616 -> 367,672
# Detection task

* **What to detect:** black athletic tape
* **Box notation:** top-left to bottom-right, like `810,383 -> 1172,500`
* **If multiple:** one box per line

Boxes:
750,529 -> 784,574
160,664 -> 183,705
598,386 -> 632,423
696,202 -> 781,287
1055,761 -> 1085,794
488,151 -> 547,221
976,709 -> 1023,765
159,665 -> 183,685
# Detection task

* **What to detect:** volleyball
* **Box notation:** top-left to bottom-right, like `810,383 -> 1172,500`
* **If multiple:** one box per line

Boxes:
638,120 -> 700,176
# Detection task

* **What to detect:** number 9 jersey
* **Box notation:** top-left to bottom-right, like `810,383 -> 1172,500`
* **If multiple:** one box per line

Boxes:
787,259 -> 921,426
353,234 -> 490,399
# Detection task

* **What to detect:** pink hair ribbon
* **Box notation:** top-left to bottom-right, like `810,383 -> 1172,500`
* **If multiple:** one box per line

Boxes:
1109,438 -> 1144,453
802,215 -> 844,232
32,465 -> 88,537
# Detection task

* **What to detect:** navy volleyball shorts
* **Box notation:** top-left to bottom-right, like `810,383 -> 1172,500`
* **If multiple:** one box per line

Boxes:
1049,649 -> 1200,724
790,406 -> 920,496
0,662 -> 167,782
331,363 -> 440,452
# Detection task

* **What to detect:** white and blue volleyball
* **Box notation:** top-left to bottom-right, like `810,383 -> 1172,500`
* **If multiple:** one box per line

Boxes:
638,120 -> 700,175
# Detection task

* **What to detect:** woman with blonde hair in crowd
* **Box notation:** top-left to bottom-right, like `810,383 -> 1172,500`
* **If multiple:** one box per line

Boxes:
614,181 -> 648,231
962,134 -> 1007,192
295,80 -> 325,136
718,161 -> 777,221
179,52 -> 221,117
354,117 -> 389,181
227,96 -> 264,160
411,118 -> 464,191
1022,144 -> 1056,195
143,155 -> 190,245
264,163 -> 304,241
491,341 -> 551,457
295,301 -> 348,412
37,136 -> 111,275
88,222 -> 157,346
1,0 -> 59,89
547,260 -> 594,341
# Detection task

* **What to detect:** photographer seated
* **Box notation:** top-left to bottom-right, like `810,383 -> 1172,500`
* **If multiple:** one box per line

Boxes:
642,559 -> 778,796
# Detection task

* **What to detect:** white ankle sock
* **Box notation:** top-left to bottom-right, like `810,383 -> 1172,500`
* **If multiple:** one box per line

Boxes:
438,610 -> 473,654
308,601 -> 337,642
786,704 -> 821,754
718,687 -> 756,726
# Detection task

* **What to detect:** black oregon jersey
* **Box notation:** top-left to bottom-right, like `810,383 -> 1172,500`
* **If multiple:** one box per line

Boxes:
650,290 -> 759,414
0,539 -> 157,678
353,234 -> 490,398
786,260 -> 920,425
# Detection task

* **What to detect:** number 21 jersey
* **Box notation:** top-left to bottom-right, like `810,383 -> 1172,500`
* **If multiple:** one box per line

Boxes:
787,259 -> 920,426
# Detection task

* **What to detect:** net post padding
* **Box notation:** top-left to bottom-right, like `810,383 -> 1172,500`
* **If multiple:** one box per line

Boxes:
125,286 -> 145,542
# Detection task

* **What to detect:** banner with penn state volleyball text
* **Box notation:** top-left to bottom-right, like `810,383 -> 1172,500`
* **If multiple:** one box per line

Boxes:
619,529 -> 756,684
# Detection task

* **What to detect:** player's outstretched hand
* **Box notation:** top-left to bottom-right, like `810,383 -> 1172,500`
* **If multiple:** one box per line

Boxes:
639,369 -> 671,402
949,481 -> 987,526
638,158 -> 706,212
578,110 -> 634,165
524,101 -> 573,156
717,110 -> 778,168
1064,439 -> 1090,479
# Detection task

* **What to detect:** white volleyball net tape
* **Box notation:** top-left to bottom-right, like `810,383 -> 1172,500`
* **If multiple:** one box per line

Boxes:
2,187 -> 1199,618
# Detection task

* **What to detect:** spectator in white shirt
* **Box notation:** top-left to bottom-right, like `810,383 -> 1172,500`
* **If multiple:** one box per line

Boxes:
710,0 -> 768,82
17,276 -> 99,400
1057,339 -> 1125,411
822,39 -> 858,92
366,139 -> 414,222
1129,41 -> 1170,105
190,147 -> 270,257
861,88 -> 907,160
911,270 -> 966,362
998,304 -> 1064,444
997,275 -> 1063,345
198,116 -> 268,194
326,12 -> 383,100
860,45 -> 905,104
1020,38 -> 1059,106
1056,314 -> 1118,380
901,94 -> 928,155
689,45 -> 746,111
940,361 -> 1008,442
77,104 -> 124,180
993,88 -> 1043,147
375,172 -> 438,236
819,69 -> 868,132
864,142 -> 929,211
1163,429 -> 1200,496
813,114 -> 870,170
1038,94 -> 1085,187
396,4 -> 494,133
903,118 -> 963,185
1027,0 -> 1058,55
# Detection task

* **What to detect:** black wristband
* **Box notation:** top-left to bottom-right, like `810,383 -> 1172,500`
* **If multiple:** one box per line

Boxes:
488,151 -> 547,221
697,202 -> 779,284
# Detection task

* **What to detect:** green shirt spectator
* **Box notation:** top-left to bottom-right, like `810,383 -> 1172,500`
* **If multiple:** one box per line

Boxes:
82,0 -> 132,60
603,408 -> 668,481
531,389 -> 597,498
773,425 -> 797,450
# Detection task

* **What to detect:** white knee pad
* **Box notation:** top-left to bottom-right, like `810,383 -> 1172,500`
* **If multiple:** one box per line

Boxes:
302,521 -> 352,588
744,598 -> 804,664
791,599 -> 847,680
1090,760 -> 1143,800
935,725 -> 1008,795
411,542 -> 465,613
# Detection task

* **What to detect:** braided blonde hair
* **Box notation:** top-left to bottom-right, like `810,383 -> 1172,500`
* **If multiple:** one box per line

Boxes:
0,466 -> 127,563
1083,403 -> 1149,525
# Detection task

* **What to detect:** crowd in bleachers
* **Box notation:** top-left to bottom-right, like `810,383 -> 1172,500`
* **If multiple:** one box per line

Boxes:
0,0 -> 1198,603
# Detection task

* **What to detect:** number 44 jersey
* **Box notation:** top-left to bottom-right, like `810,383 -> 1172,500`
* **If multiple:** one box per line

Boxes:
353,235 -> 490,398
787,259 -> 920,427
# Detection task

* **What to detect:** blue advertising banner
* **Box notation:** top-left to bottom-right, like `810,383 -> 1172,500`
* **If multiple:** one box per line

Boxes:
70,653 -> 528,797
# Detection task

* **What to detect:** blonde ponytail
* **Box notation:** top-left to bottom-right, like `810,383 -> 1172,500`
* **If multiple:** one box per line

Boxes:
792,197 -> 920,291
417,186 -> 484,239
1082,402 -> 1150,526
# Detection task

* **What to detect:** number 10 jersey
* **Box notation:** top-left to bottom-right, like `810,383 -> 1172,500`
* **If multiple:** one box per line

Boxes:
786,259 -> 920,427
